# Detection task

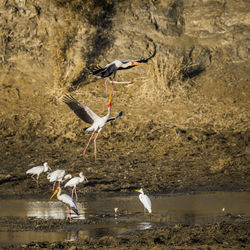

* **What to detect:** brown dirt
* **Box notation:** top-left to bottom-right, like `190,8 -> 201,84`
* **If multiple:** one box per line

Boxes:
0,0 -> 250,248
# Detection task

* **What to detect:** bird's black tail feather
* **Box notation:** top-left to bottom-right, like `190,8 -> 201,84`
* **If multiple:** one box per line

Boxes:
72,207 -> 79,216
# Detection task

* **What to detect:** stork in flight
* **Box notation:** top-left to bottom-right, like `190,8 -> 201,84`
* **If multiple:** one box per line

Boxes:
88,45 -> 157,96
63,92 -> 122,160
50,187 -> 79,222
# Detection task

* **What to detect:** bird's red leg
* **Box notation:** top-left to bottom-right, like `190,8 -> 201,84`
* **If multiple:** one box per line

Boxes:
83,131 -> 95,155
93,131 -> 100,161
72,187 -> 74,198
53,181 -> 56,191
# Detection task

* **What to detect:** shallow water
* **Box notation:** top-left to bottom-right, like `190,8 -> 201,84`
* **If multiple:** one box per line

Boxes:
0,192 -> 249,246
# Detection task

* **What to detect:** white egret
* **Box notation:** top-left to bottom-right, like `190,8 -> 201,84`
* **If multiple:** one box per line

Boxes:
50,187 -> 79,221
26,162 -> 51,186
64,172 -> 88,201
136,188 -> 152,214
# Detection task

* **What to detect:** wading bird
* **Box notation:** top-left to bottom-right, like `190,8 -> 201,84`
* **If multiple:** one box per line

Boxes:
26,162 -> 51,186
88,45 -> 157,96
47,170 -> 72,191
63,92 -> 122,159
136,188 -> 152,214
64,172 -> 88,201
50,187 -> 79,221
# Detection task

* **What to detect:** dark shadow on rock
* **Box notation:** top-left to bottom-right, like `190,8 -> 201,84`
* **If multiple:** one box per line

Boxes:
71,1 -> 122,89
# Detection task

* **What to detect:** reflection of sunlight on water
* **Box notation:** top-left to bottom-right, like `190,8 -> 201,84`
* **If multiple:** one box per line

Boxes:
65,231 -> 78,242
26,201 -> 86,220
137,222 -> 152,230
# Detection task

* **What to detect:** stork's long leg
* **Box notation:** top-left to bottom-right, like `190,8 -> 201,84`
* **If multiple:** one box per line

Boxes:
83,131 -> 95,155
31,174 -> 37,183
71,187 -> 75,198
36,175 -> 39,187
75,187 -> 78,201
52,181 -> 56,191
94,131 -> 100,160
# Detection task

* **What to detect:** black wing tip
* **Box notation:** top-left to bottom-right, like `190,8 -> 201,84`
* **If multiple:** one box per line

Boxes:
72,207 -> 79,215
118,111 -> 123,117
138,42 -> 157,63
87,64 -> 104,75
62,94 -> 76,104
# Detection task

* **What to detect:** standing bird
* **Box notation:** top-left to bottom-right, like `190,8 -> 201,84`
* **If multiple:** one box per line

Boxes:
50,187 -> 79,221
26,162 -> 51,186
88,45 -> 157,96
64,172 -> 88,201
63,92 -> 122,159
136,188 -> 152,214
47,170 -> 72,191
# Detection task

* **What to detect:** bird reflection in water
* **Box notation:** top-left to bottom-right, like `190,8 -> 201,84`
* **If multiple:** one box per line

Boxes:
137,222 -> 152,230
25,201 -> 86,220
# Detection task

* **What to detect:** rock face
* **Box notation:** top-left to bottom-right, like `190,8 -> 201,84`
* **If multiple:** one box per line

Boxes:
0,0 -> 249,194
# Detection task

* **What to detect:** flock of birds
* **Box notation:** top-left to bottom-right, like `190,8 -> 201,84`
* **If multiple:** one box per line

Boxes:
26,50 -> 156,221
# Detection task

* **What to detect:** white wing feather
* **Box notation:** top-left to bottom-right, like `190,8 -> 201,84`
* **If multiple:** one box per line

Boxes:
139,194 -> 152,213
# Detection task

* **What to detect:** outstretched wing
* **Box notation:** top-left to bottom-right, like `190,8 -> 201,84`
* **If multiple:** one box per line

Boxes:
88,63 -> 117,78
63,95 -> 99,124
87,65 -> 107,76
107,111 -> 123,122
135,43 -> 157,63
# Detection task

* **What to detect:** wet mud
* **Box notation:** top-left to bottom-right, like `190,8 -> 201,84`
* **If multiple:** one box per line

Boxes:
1,216 -> 249,249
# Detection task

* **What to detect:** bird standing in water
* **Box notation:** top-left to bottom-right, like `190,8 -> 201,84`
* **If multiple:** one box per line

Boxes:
136,188 -> 152,214
26,162 -> 51,186
63,92 -> 122,160
64,172 -> 88,201
50,187 -> 79,221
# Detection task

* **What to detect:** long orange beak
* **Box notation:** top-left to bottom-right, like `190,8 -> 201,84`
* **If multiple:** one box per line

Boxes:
108,92 -> 112,108
50,188 -> 58,200
135,190 -> 140,192
135,62 -> 147,66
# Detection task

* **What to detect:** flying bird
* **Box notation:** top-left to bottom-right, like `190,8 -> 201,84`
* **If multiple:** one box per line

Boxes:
47,169 -> 72,191
64,172 -> 88,201
26,162 -> 51,186
88,44 -> 157,95
50,187 -> 79,221
136,188 -> 152,214
63,92 -> 122,159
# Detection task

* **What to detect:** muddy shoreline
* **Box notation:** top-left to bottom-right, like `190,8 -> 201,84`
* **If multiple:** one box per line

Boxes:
1,217 -> 249,249
1,136 -> 249,248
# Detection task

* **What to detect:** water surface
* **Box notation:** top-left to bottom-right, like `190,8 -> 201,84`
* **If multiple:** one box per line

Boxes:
0,192 -> 249,246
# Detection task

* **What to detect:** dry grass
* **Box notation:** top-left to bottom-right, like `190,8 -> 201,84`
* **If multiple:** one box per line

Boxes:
137,55 -> 195,104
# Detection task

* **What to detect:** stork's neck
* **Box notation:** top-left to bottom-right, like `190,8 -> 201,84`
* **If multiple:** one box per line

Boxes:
104,106 -> 111,120
57,188 -> 62,198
